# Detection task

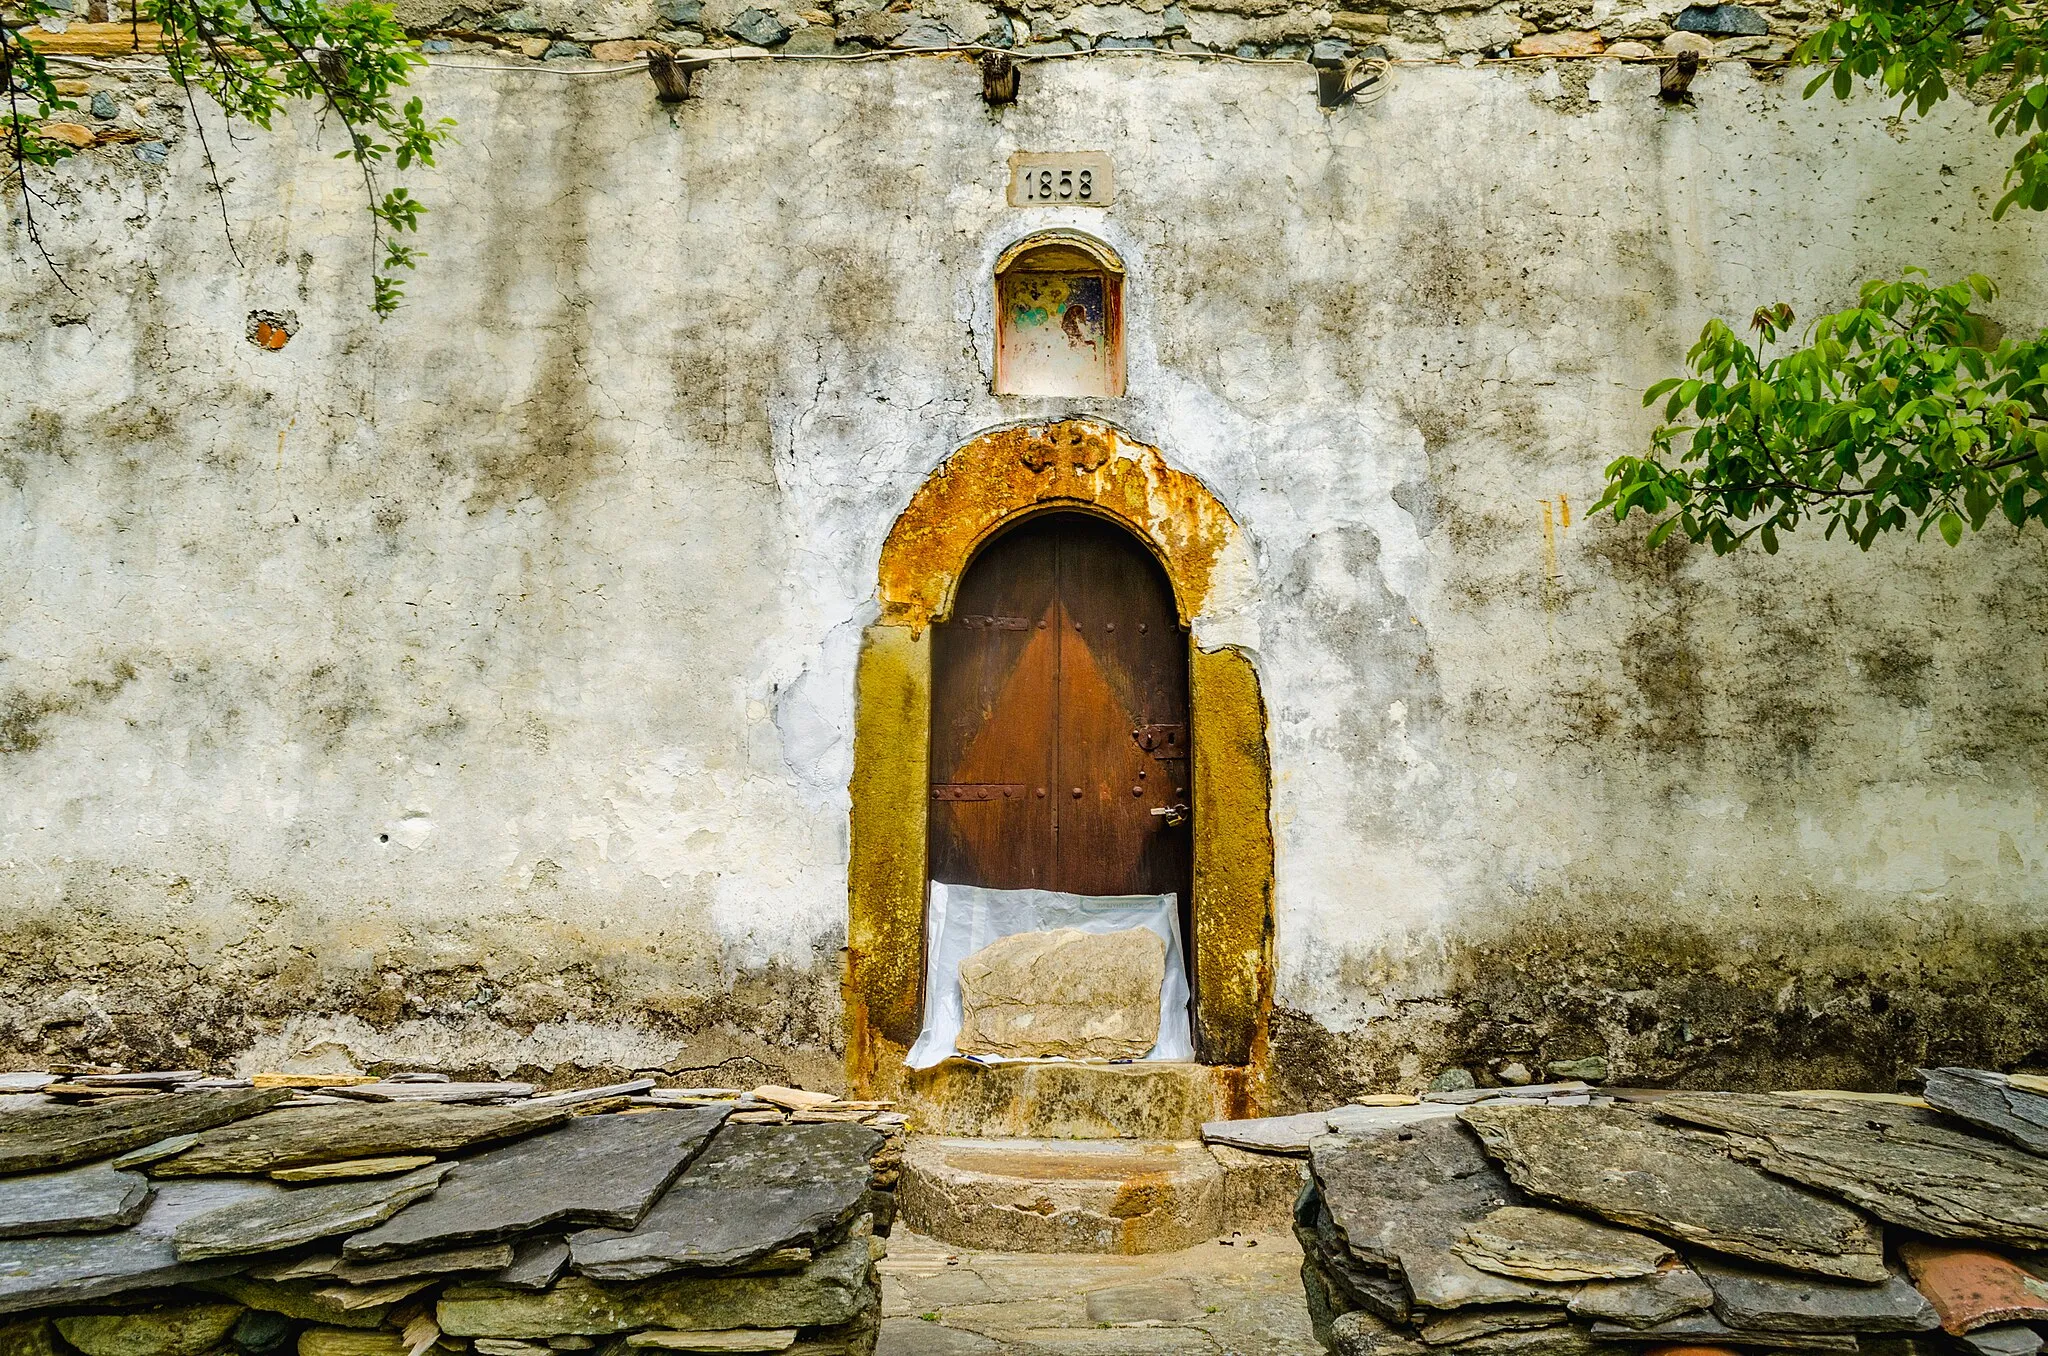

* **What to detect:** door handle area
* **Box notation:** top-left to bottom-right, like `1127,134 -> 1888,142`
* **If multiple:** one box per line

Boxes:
1150,803 -> 1190,828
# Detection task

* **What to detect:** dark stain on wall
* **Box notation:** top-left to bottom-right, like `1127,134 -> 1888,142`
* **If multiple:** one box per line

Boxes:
1266,909 -> 2048,1111
0,877 -> 847,1087
0,659 -> 138,755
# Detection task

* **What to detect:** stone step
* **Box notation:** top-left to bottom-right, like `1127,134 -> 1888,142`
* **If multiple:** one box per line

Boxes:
897,1059 -> 1255,1140
899,1135 -> 1303,1254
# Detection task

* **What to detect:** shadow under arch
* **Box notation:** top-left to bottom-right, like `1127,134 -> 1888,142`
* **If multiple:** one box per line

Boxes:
845,418 -> 1276,1096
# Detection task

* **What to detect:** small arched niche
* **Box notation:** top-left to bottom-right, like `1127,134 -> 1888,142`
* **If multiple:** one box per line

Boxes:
994,231 -> 1125,398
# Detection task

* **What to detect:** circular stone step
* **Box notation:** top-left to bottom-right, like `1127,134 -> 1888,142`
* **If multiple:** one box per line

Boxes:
901,1137 -> 1240,1254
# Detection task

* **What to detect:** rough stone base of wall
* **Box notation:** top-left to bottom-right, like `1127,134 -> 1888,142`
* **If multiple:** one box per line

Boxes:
0,928 -> 848,1093
1266,916 -> 2048,1111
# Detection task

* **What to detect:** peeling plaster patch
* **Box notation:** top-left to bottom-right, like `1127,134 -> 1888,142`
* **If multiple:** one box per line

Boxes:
385,811 -> 435,851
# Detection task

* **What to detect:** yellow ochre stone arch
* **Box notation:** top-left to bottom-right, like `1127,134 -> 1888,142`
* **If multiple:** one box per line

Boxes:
845,419 -> 1276,1097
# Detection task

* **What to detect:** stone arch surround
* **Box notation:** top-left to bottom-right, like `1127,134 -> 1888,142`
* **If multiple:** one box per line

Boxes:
844,418 -> 1276,1095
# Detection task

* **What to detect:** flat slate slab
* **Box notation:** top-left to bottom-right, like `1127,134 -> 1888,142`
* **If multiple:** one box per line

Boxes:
438,1219 -> 873,1337
110,1135 -> 202,1170
1417,1306 -> 1563,1344
1298,1195 -> 1413,1325
335,1242 -> 514,1283
1692,1257 -> 1938,1333
494,1241 -> 570,1291
1204,1104 -> 1458,1155
1657,1093 -> 2048,1246
0,1089 -> 287,1175
272,1156 -> 436,1183
331,1084 -> 536,1104
1453,1205 -> 1672,1282
343,1105 -> 730,1260
151,1101 -> 573,1177
1308,1116 -> 1575,1311
0,1163 -> 153,1237
1586,1314 -> 1857,1349
1567,1267 -> 1714,1328
174,1162 -> 453,1260
1326,1306 -> 1597,1356
1460,1103 -> 1887,1282
1920,1068 -> 2048,1156
1423,1083 -> 1593,1106
0,1178 -> 280,1315
1967,1324 -> 2046,1356
570,1121 -> 879,1281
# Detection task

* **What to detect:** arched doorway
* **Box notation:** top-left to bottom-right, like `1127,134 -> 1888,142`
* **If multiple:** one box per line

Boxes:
845,419 -> 1274,1097
929,513 -> 1193,946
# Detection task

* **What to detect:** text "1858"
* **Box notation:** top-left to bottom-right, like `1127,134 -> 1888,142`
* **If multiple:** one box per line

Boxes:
1007,153 -> 1115,207
1022,167 -> 1095,201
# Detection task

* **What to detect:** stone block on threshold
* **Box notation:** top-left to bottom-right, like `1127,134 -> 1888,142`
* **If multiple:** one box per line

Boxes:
956,926 -> 1164,1060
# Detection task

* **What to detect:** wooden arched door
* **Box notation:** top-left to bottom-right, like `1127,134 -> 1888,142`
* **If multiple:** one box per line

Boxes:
929,512 -> 1193,920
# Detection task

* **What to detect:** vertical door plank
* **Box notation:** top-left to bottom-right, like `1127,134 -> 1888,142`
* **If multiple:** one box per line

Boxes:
1052,516 -> 1192,912
928,519 -> 1060,889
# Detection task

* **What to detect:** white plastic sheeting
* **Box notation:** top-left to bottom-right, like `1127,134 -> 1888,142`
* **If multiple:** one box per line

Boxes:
905,881 -> 1193,1070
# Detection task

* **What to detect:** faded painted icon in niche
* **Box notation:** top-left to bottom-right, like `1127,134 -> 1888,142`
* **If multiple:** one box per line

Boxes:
994,231 -> 1125,398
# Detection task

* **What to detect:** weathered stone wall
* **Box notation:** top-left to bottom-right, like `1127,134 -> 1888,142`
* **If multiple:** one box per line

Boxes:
2,48 -> 2045,1097
391,0 -> 1814,68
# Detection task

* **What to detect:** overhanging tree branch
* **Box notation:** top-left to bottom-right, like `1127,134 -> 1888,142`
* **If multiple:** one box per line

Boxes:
1,0 -> 451,313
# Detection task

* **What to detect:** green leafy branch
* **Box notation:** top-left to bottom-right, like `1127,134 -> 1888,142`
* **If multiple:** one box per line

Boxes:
3,0 -> 452,313
1600,0 -> 2048,552
0,21 -> 82,284
1796,0 -> 2048,218
1597,271 -> 2048,553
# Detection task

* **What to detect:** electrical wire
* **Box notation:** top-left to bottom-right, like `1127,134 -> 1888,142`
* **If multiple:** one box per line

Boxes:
417,44 -> 1683,75
41,36 -> 1701,77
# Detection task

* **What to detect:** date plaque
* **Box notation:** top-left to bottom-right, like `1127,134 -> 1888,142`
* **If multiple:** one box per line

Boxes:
1008,152 -> 1114,207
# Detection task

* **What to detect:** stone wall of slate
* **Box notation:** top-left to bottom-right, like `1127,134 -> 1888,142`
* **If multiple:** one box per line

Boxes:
26,0 -> 1816,73
1287,1068 -> 2048,1356
397,0 -> 1802,73
0,1076 -> 905,1356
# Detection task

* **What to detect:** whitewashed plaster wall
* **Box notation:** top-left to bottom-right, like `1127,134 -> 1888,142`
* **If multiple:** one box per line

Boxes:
2,51 -> 2044,1095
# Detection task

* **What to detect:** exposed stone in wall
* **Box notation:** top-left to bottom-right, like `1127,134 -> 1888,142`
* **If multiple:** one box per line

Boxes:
25,0 -> 1822,103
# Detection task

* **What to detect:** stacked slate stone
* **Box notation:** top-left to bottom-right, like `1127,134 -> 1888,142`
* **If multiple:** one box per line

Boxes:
0,1071 -> 904,1356
1296,1068 -> 2048,1356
